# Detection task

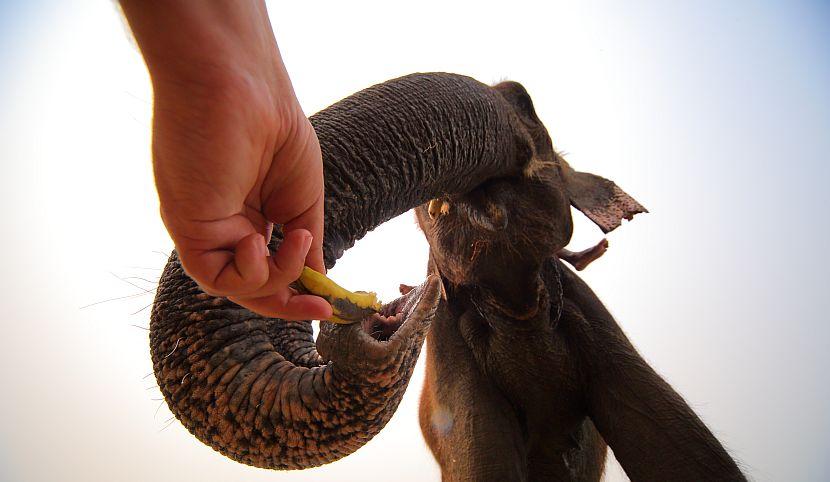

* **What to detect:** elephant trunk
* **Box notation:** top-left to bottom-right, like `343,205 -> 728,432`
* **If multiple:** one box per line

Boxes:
150,73 -> 529,469
317,72 -> 528,266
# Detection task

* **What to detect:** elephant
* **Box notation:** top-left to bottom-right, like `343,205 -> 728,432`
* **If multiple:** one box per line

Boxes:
414,81 -> 745,481
149,72 -> 745,480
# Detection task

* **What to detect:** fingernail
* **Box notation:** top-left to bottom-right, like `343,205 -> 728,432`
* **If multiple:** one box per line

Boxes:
258,234 -> 268,257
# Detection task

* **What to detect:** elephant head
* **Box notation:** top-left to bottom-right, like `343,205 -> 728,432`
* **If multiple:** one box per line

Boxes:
150,73 -> 538,469
410,80 -> 744,481
415,80 -> 646,316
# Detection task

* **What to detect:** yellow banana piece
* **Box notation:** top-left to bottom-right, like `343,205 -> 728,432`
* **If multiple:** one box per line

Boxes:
295,267 -> 382,324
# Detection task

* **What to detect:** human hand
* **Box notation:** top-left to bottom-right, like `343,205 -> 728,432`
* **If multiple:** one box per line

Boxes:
121,0 -> 332,320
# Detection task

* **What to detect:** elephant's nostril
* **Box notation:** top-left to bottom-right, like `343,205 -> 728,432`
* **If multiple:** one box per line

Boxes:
362,312 -> 404,341
380,296 -> 405,317
358,285 -> 416,341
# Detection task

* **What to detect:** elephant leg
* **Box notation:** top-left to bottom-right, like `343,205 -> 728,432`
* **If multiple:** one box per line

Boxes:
560,418 -> 608,482
420,303 -> 528,482
520,417 -> 606,481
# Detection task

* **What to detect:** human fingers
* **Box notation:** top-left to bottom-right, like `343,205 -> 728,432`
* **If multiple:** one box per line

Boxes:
283,193 -> 326,273
219,228 -> 319,302
226,229 -> 333,319
177,229 -> 270,298
229,291 -> 333,321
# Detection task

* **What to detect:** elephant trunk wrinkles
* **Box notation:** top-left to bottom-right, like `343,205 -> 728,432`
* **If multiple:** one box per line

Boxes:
316,73 -> 527,266
150,73 -> 527,469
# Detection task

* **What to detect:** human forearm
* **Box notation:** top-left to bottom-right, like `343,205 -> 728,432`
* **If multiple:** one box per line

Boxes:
119,0 -> 295,97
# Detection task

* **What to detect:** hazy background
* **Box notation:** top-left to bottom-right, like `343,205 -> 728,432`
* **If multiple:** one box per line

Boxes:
1,0 -> 828,480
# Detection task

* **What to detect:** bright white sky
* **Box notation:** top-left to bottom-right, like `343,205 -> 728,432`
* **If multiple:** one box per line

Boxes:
1,1 -> 828,481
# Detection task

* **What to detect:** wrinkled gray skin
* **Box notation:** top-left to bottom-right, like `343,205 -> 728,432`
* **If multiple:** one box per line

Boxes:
150,73 -> 745,480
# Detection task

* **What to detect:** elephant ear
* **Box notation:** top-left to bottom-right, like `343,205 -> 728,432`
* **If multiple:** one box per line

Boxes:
561,162 -> 647,233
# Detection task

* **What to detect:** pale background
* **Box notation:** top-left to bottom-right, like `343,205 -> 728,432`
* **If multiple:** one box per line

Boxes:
1,0 -> 828,481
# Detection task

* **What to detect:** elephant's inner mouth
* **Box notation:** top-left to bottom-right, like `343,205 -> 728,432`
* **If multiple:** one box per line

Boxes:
360,295 -> 407,342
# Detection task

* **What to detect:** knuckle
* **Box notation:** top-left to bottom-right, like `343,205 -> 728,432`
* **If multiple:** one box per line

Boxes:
195,282 -> 224,298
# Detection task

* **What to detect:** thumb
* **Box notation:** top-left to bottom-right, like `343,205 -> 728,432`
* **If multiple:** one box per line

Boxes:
283,194 -> 326,273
